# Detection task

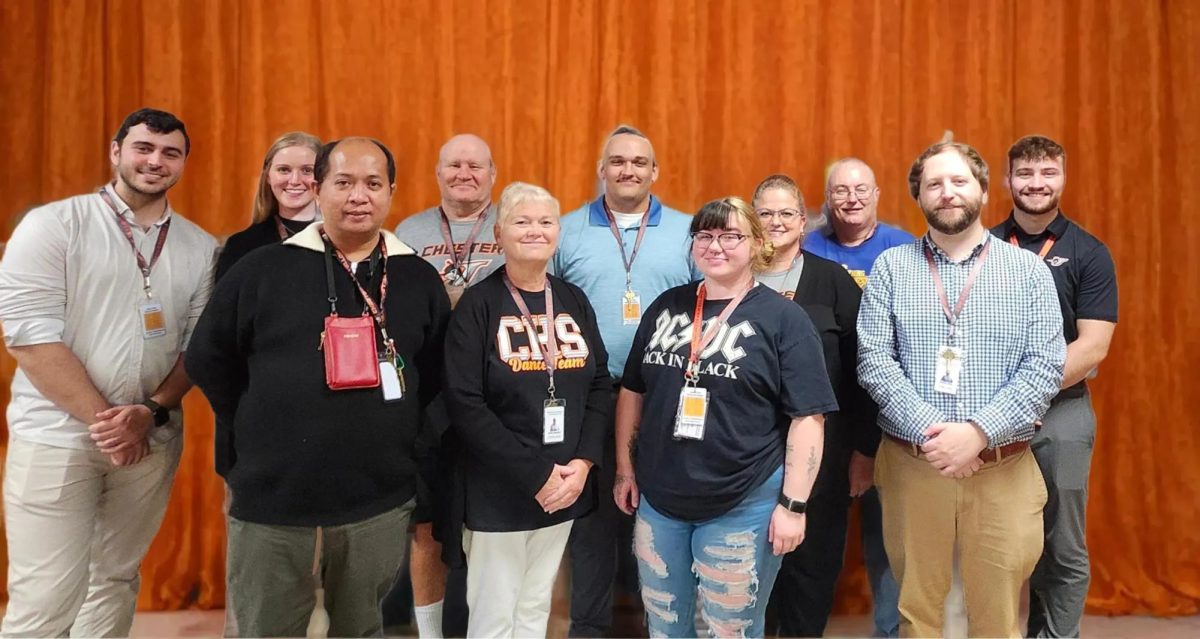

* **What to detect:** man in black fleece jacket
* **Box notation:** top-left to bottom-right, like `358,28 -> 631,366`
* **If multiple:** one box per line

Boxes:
186,138 -> 450,637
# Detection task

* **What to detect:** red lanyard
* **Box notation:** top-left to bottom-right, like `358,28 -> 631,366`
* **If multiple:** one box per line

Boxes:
439,206 -> 491,281
686,281 -> 754,382
1008,231 -> 1056,258
503,272 -> 559,395
98,187 -> 171,298
319,229 -> 390,327
602,200 -> 649,291
923,238 -> 991,341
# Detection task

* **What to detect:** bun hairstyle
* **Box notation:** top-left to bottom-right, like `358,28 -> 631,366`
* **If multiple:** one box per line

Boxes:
690,196 -> 775,272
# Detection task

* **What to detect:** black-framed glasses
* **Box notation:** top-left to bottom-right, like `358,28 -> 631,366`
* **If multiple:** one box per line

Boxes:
755,208 -> 802,221
828,185 -> 875,202
692,232 -> 748,250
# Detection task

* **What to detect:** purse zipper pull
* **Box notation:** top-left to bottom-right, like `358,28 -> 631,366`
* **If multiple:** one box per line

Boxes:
318,330 -> 326,351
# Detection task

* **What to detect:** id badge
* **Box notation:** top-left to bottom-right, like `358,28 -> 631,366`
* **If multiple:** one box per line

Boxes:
934,345 -> 964,395
673,386 -> 709,440
621,291 -> 642,325
139,300 -> 166,340
379,358 -> 404,402
543,398 -> 566,444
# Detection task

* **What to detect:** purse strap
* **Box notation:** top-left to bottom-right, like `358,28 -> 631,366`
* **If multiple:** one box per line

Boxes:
324,241 -> 338,316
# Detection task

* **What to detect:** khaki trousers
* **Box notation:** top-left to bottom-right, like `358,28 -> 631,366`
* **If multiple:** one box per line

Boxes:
2,436 -> 182,638
876,436 -> 1047,638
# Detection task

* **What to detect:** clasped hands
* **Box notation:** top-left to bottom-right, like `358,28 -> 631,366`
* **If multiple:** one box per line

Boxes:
535,459 -> 592,514
920,421 -> 989,479
89,404 -> 153,467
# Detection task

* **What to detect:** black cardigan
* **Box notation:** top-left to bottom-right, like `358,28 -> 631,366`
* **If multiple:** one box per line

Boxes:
791,251 -> 881,474
186,229 -> 450,527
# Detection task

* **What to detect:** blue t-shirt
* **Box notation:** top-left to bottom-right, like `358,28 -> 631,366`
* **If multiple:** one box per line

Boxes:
553,196 -> 700,378
803,222 -> 914,287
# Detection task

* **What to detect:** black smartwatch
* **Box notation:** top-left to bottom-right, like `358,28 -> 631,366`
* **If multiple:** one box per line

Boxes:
778,493 -> 808,514
142,399 -> 170,427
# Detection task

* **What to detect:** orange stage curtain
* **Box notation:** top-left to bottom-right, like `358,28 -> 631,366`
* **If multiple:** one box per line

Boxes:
0,0 -> 1197,617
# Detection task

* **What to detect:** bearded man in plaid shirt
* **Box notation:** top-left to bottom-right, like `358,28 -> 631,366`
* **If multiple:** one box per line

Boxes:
856,139 -> 1065,638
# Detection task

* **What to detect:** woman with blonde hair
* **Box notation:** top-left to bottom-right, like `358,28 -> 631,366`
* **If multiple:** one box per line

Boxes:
443,182 -> 612,637
614,196 -> 838,637
215,131 -> 322,281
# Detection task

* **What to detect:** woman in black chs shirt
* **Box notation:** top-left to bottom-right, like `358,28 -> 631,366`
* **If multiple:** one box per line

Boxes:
614,197 -> 838,638
443,182 -> 612,638
752,174 -> 879,637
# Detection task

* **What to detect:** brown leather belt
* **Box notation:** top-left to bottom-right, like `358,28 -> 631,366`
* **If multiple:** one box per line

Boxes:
885,433 -> 1030,464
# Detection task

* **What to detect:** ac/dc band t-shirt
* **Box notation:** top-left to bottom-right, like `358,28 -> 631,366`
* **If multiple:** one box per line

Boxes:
621,282 -> 839,522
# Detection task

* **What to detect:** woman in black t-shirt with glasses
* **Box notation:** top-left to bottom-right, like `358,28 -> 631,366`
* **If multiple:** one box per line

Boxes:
614,196 -> 838,638
443,182 -> 612,638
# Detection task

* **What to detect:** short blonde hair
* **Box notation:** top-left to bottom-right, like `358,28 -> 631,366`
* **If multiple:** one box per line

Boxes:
496,181 -> 560,226
690,196 -> 775,272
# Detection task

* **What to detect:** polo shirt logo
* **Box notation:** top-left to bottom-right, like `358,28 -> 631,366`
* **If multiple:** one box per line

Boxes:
1047,256 -> 1070,267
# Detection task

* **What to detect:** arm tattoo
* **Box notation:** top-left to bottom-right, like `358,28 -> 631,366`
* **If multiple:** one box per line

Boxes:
785,443 -> 795,480
806,446 -> 818,480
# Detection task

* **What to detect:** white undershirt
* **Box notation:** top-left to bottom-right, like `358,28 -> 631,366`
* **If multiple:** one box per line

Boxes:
611,211 -> 644,229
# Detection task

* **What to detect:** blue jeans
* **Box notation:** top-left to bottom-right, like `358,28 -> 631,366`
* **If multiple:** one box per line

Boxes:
860,486 -> 900,637
634,467 -> 784,638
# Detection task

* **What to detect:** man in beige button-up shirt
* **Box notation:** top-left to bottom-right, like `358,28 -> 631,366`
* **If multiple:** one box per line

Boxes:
0,108 -> 217,637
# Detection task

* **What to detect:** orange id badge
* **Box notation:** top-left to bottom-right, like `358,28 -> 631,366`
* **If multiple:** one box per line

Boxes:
139,300 -> 166,339
621,291 -> 642,325
673,386 -> 708,440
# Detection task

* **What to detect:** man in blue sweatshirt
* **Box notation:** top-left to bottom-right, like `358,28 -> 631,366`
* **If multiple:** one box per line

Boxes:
553,124 -> 698,637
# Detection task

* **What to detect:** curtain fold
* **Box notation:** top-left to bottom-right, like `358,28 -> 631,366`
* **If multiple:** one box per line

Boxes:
0,0 -> 1196,616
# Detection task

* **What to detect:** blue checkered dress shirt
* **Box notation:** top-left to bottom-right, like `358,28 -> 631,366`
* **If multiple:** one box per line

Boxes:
857,231 -> 1066,447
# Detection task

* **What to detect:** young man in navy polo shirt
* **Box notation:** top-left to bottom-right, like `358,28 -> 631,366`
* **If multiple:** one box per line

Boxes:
992,135 -> 1118,638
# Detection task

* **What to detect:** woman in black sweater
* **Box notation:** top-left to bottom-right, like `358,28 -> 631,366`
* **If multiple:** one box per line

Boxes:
752,174 -> 879,637
215,131 -> 322,281
443,182 -> 612,638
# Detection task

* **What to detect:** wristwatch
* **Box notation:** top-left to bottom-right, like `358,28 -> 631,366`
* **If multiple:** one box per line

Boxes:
778,493 -> 808,514
142,399 -> 171,428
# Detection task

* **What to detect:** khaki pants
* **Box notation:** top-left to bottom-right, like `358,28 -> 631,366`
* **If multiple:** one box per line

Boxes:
876,437 -> 1047,638
2,436 -> 183,638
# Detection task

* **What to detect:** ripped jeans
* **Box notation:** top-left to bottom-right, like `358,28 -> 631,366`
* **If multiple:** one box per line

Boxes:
633,466 -> 784,638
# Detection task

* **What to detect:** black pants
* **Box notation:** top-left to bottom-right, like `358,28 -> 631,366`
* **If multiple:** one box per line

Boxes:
766,430 -> 854,638
566,392 -> 625,638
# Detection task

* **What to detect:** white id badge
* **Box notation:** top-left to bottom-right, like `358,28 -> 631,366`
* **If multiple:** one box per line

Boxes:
139,300 -> 167,340
543,399 -> 566,444
621,292 -> 642,325
673,386 -> 709,440
934,345 -> 964,395
379,360 -> 404,402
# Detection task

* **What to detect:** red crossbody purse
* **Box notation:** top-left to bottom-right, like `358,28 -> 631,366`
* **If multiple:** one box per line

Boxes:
319,236 -> 382,390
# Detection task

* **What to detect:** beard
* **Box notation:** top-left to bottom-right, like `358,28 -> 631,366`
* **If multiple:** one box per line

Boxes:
922,196 -> 983,235
117,163 -> 178,197
1013,189 -> 1061,215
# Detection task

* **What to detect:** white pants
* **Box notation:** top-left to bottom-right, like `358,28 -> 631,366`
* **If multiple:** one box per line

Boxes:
464,520 -> 573,639
2,436 -> 182,638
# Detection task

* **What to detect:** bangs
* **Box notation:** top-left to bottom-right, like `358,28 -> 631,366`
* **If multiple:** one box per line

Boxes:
690,199 -> 739,234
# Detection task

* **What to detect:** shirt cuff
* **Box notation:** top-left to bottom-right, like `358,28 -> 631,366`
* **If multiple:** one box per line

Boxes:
2,318 -> 65,347
967,405 -> 1008,447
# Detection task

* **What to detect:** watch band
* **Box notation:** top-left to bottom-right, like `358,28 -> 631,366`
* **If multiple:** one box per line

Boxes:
777,493 -> 807,514
142,399 -> 170,427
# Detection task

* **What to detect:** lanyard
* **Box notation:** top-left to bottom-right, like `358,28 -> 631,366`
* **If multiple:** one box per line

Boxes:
1008,231 -> 1056,258
319,229 -> 396,359
502,272 -> 559,397
602,200 -> 649,291
439,206 -> 490,281
923,238 -> 991,341
686,281 -> 754,383
98,187 -> 171,299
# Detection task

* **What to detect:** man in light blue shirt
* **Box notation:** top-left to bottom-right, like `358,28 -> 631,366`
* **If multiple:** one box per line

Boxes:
553,125 -> 698,637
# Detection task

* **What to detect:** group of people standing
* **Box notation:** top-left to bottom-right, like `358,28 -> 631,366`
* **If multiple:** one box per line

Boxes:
0,106 -> 1116,639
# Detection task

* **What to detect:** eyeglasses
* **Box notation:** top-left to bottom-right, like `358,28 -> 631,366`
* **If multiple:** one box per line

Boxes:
756,208 -> 802,222
692,232 -> 748,250
828,185 -> 875,202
